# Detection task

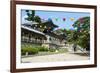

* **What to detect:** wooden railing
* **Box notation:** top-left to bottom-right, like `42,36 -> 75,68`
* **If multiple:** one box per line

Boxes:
21,36 -> 64,46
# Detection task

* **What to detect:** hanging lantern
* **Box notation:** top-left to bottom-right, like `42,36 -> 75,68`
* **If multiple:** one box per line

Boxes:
79,18 -> 84,23
44,26 -> 46,28
63,18 -> 66,21
35,25 -> 37,27
72,24 -> 74,26
70,17 -> 74,21
55,18 -> 58,21
48,18 -> 52,22
40,25 -> 42,28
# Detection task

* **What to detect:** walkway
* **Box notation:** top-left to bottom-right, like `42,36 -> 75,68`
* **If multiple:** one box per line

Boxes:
21,53 -> 89,63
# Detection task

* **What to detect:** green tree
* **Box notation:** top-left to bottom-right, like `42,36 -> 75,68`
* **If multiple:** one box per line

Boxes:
34,16 -> 41,23
25,10 -> 43,31
72,16 -> 90,50
25,10 -> 35,21
25,10 -> 42,23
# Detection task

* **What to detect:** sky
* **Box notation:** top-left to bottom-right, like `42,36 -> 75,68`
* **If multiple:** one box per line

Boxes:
21,10 -> 90,30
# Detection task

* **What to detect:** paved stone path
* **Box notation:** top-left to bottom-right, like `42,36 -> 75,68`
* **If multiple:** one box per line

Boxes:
21,53 -> 89,63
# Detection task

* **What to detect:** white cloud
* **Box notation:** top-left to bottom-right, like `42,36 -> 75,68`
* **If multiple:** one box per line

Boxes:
22,15 -> 30,24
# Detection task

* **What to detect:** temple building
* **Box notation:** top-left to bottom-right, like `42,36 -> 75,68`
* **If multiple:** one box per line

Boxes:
21,19 -> 67,49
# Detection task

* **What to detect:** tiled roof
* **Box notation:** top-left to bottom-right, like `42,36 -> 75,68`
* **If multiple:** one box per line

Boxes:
21,25 -> 45,36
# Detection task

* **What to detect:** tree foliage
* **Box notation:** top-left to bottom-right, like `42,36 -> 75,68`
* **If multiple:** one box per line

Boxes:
25,10 -> 35,21
25,10 -> 41,23
72,16 -> 90,50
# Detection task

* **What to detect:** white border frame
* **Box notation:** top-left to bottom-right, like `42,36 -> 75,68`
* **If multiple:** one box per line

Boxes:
16,5 -> 95,69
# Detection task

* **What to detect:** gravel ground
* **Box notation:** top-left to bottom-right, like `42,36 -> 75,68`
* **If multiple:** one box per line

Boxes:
21,53 -> 89,63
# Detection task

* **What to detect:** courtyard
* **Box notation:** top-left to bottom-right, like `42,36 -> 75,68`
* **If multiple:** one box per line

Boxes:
22,52 -> 89,63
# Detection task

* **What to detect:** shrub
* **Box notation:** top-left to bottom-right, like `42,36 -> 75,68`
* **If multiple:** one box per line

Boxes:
49,49 -> 56,52
37,46 -> 49,52
21,46 -> 38,55
21,49 -> 26,55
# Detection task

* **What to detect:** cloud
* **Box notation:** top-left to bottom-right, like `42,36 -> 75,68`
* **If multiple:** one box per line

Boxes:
21,15 -> 30,24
